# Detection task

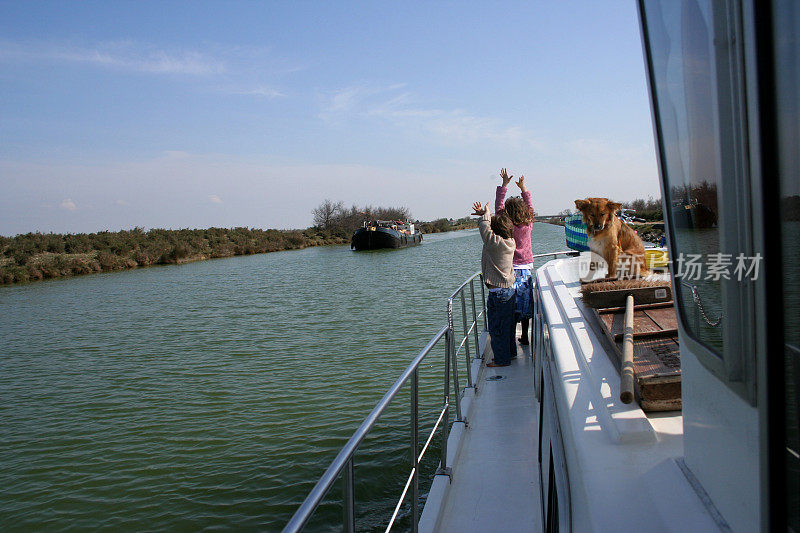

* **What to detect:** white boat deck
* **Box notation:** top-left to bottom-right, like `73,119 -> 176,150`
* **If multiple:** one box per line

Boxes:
420,257 -> 730,532
429,327 -> 542,532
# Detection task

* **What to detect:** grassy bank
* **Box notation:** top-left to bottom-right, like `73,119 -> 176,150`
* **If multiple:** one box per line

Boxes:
418,218 -> 477,234
0,220 -> 477,285
0,227 -> 349,285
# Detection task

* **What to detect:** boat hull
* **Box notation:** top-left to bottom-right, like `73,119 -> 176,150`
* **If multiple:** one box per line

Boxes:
350,227 -> 422,251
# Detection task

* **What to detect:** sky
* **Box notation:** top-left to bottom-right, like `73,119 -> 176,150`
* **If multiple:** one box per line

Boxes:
0,1 -> 661,236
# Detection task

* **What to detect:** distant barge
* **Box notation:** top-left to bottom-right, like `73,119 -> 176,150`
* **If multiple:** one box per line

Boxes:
350,220 -> 423,251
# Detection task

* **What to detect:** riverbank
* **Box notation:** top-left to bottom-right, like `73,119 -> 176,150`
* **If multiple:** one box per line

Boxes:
0,220 -> 478,285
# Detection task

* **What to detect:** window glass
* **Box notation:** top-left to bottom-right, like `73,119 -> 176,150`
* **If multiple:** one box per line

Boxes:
773,1 -> 800,528
643,0 -> 725,354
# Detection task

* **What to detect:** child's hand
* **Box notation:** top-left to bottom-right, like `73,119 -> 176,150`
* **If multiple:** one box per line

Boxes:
515,175 -> 527,192
471,202 -> 487,216
500,168 -> 512,187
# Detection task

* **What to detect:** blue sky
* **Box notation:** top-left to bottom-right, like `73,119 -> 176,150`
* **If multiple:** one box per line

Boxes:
0,1 -> 660,235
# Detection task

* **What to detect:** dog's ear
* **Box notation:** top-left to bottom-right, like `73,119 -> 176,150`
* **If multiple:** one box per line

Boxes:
574,199 -> 589,212
607,201 -> 622,213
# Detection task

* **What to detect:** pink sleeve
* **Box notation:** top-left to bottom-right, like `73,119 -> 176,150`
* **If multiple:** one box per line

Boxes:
522,190 -> 533,210
495,186 -> 507,213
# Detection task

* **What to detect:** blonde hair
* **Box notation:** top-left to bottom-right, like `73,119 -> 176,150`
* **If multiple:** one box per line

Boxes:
503,196 -> 534,226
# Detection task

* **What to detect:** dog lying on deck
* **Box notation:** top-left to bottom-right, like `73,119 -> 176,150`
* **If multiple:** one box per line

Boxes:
574,197 -> 648,279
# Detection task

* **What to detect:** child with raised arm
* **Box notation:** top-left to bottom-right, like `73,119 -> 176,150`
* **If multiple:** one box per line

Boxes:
472,201 -> 517,367
496,168 -> 536,345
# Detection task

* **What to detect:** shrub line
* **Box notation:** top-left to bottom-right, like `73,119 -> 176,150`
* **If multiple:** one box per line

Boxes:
0,222 -> 477,285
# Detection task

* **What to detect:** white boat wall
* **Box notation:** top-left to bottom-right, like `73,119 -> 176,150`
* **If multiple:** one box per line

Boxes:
534,257 -> 726,531
529,0 -> 797,530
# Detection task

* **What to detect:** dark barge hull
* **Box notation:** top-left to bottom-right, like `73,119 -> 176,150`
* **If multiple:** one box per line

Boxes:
351,227 -> 422,251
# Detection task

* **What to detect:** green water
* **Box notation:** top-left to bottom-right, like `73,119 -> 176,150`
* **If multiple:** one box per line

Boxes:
1,224 -> 566,531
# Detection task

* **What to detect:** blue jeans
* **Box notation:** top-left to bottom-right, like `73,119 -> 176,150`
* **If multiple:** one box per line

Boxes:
513,268 -> 533,322
487,287 -> 516,365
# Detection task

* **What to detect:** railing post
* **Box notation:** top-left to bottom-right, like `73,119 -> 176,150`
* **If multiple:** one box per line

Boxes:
469,280 -> 479,357
343,458 -> 355,533
411,369 -> 419,532
460,291 -> 473,388
479,274 -> 488,330
447,300 -> 463,422
441,327 -> 451,470
533,289 -> 540,359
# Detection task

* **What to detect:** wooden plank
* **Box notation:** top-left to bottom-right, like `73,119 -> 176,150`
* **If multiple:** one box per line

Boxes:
590,305 -> 682,412
613,328 -> 679,342
638,375 -> 682,411
598,301 -> 674,314
632,337 -> 680,375
633,310 -> 661,332
597,312 -> 621,350
642,307 -> 678,330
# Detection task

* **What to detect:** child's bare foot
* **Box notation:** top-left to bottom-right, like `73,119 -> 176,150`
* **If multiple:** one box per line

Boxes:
487,361 -> 510,367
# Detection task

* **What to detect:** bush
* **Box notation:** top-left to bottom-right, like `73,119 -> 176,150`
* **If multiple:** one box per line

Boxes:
420,218 -> 451,233
0,207 -> 472,285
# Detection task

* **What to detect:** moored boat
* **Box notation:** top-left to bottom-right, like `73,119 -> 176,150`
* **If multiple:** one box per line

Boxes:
350,220 -> 422,251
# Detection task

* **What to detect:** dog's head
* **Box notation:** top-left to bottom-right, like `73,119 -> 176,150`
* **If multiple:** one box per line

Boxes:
574,198 -> 621,235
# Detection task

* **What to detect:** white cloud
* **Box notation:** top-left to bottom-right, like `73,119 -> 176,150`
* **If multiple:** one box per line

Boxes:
0,40 -> 224,75
420,111 -> 537,148
224,85 -> 285,98
319,85 -> 379,120
209,195 -> 222,204
320,83 -> 541,149
60,198 -> 77,211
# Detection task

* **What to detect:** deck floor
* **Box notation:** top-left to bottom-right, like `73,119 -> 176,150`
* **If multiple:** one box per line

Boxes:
435,328 -> 543,532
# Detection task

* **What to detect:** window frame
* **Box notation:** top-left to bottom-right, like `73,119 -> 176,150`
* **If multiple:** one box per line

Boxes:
640,0 -> 757,404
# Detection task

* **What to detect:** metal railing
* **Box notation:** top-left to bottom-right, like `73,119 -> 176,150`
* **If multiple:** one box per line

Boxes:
285,254 -> 576,532
530,250 -> 581,261
447,272 -> 487,396
283,273 -> 487,533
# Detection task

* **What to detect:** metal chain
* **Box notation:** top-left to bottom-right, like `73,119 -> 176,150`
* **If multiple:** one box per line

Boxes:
688,284 -> 723,327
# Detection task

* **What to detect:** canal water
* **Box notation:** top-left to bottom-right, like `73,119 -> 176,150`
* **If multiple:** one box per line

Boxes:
1,224 -> 566,531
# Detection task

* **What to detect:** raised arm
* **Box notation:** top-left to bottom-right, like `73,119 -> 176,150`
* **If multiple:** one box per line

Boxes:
473,201 -> 494,244
471,201 -> 487,216
515,175 -> 527,193
495,168 -> 510,213
500,167 -> 512,187
516,175 -> 534,209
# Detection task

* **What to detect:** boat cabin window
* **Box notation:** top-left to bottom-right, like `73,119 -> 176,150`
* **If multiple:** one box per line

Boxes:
772,0 -> 800,527
641,0 -> 756,400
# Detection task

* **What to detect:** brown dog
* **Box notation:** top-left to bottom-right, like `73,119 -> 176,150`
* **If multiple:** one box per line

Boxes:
574,198 -> 648,278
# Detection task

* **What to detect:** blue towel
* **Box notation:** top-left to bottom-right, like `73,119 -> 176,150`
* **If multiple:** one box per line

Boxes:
565,214 -> 590,252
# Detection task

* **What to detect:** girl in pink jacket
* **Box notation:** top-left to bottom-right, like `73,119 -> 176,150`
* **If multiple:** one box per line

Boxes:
495,168 -> 536,345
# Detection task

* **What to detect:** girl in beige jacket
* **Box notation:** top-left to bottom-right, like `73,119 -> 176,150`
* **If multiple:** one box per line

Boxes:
472,202 -> 517,367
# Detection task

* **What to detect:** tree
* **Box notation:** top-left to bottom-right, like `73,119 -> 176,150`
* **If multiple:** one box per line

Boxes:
374,206 -> 411,221
312,199 -> 344,229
